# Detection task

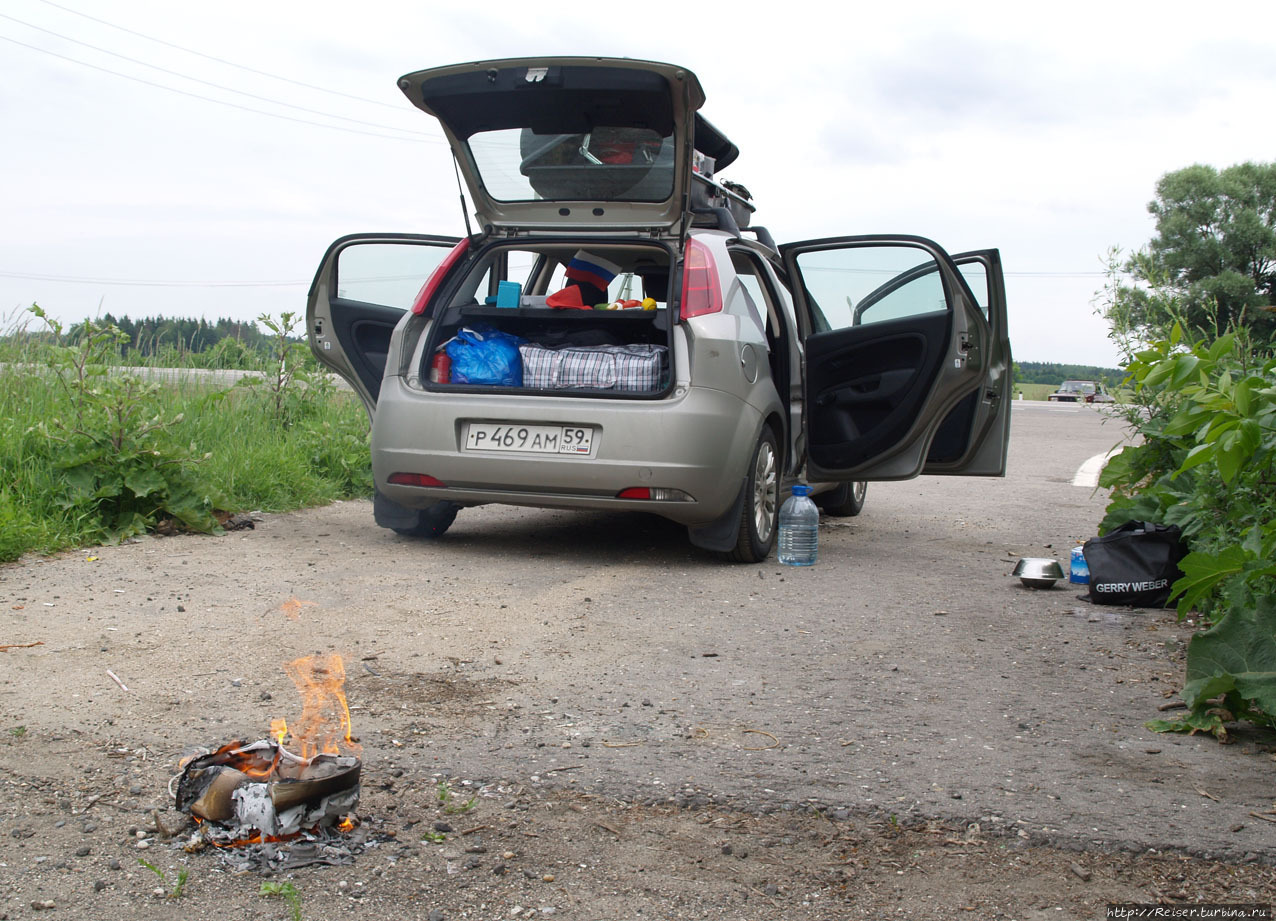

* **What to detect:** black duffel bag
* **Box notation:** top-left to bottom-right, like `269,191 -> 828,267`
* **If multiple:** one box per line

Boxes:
1083,521 -> 1186,607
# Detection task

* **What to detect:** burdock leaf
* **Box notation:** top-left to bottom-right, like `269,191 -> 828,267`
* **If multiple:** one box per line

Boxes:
1181,594 -> 1276,719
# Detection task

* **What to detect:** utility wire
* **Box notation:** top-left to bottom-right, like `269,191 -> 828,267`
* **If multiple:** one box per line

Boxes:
0,34 -> 435,143
0,12 -> 433,137
0,270 -> 307,288
32,0 -> 405,110
0,267 -> 1106,290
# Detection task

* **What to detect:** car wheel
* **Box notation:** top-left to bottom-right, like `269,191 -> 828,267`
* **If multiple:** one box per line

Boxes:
720,426 -> 779,564
816,480 -> 867,517
392,500 -> 461,538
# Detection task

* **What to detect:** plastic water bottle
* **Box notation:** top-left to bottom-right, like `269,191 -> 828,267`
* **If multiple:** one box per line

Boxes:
778,485 -> 819,566
1069,545 -> 1089,584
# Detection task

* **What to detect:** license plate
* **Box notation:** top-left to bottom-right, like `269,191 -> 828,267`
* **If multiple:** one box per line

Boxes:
464,423 -> 594,456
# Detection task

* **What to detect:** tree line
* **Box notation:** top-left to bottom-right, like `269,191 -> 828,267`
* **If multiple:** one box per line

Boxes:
1014,361 -> 1122,386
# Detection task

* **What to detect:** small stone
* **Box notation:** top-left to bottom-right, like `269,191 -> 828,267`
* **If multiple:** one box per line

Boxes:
433,821 -> 453,833
493,864 -> 507,876
951,792 -> 963,800
502,851 -> 517,860
107,859 -> 121,871
54,820 -> 66,828
542,873 -> 555,883
721,845 -> 733,856
176,605 -> 185,612
94,880 -> 107,892
260,692 -> 272,701
463,855 -> 482,870
129,785 -> 143,795
465,845 -> 487,854
764,883 -> 779,897
75,846 -> 90,857
428,911 -> 446,921
523,869 -> 539,880
135,840 -> 150,850
31,900 -> 56,911
231,679 -> 242,687
82,823 -> 97,833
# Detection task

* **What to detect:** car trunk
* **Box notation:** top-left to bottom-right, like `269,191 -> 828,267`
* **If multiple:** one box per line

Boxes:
415,239 -> 677,398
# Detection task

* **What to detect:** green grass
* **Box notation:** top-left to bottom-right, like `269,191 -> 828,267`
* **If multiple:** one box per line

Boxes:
0,315 -> 372,562
1014,382 -> 1058,401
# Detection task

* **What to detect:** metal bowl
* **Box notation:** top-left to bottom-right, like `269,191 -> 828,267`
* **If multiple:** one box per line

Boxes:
1012,557 -> 1064,589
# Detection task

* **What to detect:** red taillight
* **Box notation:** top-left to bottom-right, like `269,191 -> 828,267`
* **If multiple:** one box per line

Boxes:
410,238 -> 471,316
387,473 -> 446,487
616,487 -> 693,502
679,238 -> 723,319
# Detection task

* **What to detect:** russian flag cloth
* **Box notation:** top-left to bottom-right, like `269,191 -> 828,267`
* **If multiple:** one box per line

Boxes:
564,251 -> 621,293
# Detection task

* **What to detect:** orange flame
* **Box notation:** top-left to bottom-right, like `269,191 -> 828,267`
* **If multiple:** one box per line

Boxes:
275,654 -> 359,761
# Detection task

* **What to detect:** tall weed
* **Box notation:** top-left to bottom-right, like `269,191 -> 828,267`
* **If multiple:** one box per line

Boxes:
1099,323 -> 1276,738
0,306 -> 371,561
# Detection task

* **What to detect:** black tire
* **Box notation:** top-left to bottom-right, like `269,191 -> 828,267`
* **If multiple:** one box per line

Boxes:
719,427 -> 779,563
816,481 -> 867,517
392,501 -> 461,538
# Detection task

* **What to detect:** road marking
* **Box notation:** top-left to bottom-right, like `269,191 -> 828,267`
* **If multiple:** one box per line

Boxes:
1072,448 -> 1123,488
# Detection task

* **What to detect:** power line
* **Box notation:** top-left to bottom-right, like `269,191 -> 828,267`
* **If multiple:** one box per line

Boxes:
0,270 -> 307,288
0,34 -> 433,143
32,0 -> 405,111
0,12 -> 434,137
1,267 -> 1106,289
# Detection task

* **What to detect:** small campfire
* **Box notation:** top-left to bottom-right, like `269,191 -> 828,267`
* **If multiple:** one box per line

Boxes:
174,654 -> 365,869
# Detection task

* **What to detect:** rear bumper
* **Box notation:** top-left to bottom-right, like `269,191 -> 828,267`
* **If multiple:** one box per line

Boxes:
370,377 -> 762,526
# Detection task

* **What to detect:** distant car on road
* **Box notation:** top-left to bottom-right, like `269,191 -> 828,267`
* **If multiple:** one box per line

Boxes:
1047,380 -> 1114,403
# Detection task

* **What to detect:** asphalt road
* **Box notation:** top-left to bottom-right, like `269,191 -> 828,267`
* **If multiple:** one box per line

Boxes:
3,400 -> 1272,867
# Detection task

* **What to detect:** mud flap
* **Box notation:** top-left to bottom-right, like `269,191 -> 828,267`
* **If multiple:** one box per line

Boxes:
686,479 -> 747,552
373,490 -> 422,530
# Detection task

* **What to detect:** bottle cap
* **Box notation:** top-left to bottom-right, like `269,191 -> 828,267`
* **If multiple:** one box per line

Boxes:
792,485 -> 812,497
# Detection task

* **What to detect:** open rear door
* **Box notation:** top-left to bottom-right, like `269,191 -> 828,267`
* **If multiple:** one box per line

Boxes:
780,235 -> 1010,482
307,233 -> 459,415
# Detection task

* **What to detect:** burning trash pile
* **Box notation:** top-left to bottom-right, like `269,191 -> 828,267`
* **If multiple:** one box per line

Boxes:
172,654 -> 367,870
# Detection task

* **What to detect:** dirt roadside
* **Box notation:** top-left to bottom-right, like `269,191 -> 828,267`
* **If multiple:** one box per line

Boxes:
2,405 -> 1274,919
0,497 -> 1272,920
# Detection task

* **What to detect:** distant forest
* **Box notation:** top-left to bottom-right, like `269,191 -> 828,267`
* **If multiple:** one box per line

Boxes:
40,313 -> 1127,384
87,313 -> 273,355
1014,361 -> 1124,386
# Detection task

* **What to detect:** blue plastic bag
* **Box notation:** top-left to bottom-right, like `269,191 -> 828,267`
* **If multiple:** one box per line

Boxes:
445,324 -> 525,386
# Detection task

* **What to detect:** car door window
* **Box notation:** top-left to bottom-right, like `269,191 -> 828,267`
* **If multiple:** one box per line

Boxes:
793,245 -> 948,332
957,261 -> 990,320
336,242 -> 453,309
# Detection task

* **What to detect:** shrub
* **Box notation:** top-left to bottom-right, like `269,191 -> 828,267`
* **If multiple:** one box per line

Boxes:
1099,323 -> 1276,738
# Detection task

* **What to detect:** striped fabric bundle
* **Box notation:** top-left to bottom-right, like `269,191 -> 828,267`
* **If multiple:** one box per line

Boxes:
519,344 -> 668,392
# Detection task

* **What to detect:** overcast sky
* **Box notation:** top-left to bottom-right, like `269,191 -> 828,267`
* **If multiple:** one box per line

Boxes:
3,0 -> 1275,367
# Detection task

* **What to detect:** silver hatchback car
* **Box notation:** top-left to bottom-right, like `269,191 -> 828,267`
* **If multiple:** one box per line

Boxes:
308,57 -> 1012,562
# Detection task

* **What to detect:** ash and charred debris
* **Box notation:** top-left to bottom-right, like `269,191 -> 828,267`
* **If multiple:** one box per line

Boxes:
173,738 -> 365,871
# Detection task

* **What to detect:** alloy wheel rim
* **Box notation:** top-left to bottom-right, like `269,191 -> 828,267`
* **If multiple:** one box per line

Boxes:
753,441 -> 778,542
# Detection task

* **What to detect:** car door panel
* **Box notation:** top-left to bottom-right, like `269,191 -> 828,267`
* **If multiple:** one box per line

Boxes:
805,312 -> 948,470
780,235 -> 1010,481
923,249 -> 1011,475
308,233 -> 460,414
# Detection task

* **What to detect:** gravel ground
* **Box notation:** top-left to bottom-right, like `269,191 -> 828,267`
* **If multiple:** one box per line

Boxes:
2,404 -> 1274,919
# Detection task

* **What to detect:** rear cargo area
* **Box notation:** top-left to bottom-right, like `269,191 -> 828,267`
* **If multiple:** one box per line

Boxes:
422,241 -> 675,398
